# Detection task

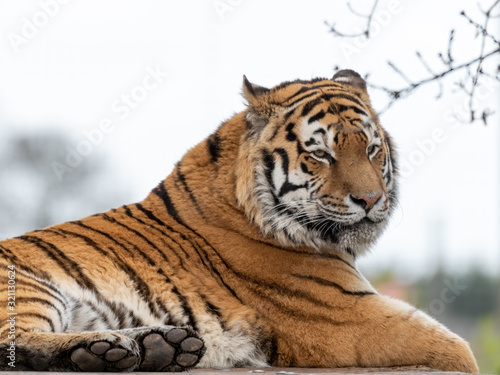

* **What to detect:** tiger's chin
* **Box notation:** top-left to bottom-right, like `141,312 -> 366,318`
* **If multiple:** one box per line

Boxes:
333,218 -> 389,256
265,214 -> 389,257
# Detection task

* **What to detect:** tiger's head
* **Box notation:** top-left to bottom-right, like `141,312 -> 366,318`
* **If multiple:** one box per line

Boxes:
235,70 -> 397,256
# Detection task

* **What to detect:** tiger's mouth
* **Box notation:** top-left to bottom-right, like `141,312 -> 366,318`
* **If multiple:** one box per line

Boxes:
357,217 -> 376,225
262,199 -> 390,252
300,214 -> 382,243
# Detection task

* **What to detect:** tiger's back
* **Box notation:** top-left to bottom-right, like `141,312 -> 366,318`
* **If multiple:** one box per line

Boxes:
0,70 -> 478,373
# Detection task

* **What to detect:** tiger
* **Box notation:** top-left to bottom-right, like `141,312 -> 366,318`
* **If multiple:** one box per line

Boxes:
0,70 -> 478,373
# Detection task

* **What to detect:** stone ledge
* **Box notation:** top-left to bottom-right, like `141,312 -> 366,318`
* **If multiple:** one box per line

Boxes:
0,367 -> 475,375
190,367 -> 468,375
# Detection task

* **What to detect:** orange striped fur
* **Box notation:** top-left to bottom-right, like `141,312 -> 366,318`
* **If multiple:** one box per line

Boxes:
0,71 -> 478,372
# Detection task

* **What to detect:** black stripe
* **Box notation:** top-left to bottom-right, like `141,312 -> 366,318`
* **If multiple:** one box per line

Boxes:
228,276 -> 355,325
283,107 -> 296,123
0,326 -> 27,337
65,222 -> 167,324
333,132 -> 339,144
202,296 -> 230,332
17,236 -> 95,291
300,162 -> 313,175
285,123 -> 296,142
176,165 -> 205,219
134,203 -> 191,261
74,217 -> 194,328
152,187 -> 245,304
152,183 -> 184,224
0,244 -> 53,282
150,187 -> 349,313
274,148 -> 290,175
304,138 -> 317,147
268,246 -> 357,271
200,295 -> 223,320
207,132 -> 222,163
301,98 -> 323,117
15,297 -> 65,327
18,271 -> 72,309
121,206 -> 177,263
18,283 -> 68,311
111,302 -> 131,328
14,273 -> 69,309
292,274 -> 374,296
282,85 -> 311,102
102,213 -> 159,265
308,110 -> 326,124
284,91 -> 319,109
152,186 -> 365,323
338,104 -> 368,116
83,316 -> 100,331
19,312 -> 56,332
279,181 -> 307,197
275,78 -> 324,91
152,208 -> 360,325
267,125 -> 280,142
274,148 -> 307,197
320,91 -> 367,110
54,225 -> 158,326
282,82 -> 343,104
328,102 -> 368,119
69,221 -> 153,265
266,336 -> 279,365
345,247 -> 356,258
262,149 -> 275,190
170,282 -> 197,330
130,312 -> 144,327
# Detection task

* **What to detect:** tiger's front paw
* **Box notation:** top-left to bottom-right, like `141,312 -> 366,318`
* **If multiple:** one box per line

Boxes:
67,334 -> 140,372
135,327 -> 206,372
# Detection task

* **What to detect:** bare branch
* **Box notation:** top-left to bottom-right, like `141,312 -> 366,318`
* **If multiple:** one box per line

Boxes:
438,30 -> 455,68
367,48 -> 499,115
326,0 -> 500,124
416,51 -> 443,99
325,0 -> 379,38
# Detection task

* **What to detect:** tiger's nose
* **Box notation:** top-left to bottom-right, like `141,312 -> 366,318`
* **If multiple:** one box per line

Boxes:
349,193 -> 382,212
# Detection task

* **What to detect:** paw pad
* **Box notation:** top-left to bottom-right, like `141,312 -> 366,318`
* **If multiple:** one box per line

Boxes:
70,339 -> 139,372
138,328 -> 205,371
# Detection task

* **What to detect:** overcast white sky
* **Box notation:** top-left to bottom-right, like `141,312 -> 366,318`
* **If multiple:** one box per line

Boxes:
0,0 -> 498,278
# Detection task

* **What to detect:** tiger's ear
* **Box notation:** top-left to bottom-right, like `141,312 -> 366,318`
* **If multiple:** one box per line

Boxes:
242,75 -> 270,107
332,69 -> 367,92
242,75 -> 271,137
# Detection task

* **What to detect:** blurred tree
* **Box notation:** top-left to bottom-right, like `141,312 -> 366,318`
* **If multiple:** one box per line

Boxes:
475,315 -> 500,374
418,269 -> 499,319
0,131 -> 130,240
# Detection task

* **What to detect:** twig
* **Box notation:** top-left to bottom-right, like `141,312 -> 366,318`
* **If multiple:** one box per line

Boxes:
326,0 -> 500,123
325,0 -> 380,38
368,49 -> 499,115
466,0 -> 500,122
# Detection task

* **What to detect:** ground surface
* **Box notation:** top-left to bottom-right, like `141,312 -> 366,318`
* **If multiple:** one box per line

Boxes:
0,366 -> 476,375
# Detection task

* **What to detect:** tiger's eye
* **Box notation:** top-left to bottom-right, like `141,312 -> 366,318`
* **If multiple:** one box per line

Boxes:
367,145 -> 376,155
313,150 -> 327,158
